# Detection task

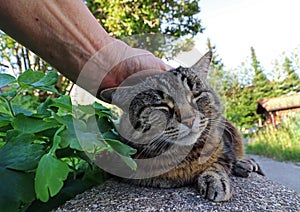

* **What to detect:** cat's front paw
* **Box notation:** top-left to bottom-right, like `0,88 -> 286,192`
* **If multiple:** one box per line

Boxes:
233,158 -> 265,178
197,170 -> 232,202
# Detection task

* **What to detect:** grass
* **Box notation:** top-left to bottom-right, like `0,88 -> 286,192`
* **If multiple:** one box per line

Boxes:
246,115 -> 300,162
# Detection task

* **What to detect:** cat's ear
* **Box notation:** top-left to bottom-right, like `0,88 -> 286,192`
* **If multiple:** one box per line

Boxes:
99,88 -> 117,103
100,86 -> 131,107
190,51 -> 212,79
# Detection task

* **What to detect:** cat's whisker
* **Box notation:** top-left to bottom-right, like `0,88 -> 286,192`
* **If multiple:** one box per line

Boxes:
102,53 -> 263,201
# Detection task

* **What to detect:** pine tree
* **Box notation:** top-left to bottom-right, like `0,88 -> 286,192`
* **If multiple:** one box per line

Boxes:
251,47 -> 269,94
226,47 -> 272,130
282,57 -> 300,93
250,46 -> 277,103
207,39 -> 226,100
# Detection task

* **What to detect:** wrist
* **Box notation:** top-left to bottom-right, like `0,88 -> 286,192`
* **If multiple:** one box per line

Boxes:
77,40 -> 132,96
77,39 -> 169,98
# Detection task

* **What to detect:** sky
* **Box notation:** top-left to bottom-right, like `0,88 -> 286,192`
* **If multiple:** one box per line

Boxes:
189,0 -> 300,71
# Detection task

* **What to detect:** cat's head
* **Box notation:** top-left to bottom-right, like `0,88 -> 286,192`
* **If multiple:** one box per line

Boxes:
100,52 -> 222,150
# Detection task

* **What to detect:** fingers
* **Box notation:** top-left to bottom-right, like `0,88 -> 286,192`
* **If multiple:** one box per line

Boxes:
99,51 -> 171,90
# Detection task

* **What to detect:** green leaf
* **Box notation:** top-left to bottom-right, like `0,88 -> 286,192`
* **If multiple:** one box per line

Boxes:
97,116 -> 115,133
11,114 -> 60,134
30,71 -> 58,87
0,134 -> 45,171
77,104 -> 96,115
85,116 -> 101,133
0,89 -> 17,98
93,102 -> 113,117
85,115 -> 116,134
105,138 -> 137,156
104,139 -> 137,170
18,69 -> 59,94
49,125 -> 65,155
28,173 -> 104,212
35,154 -> 70,202
18,69 -> 44,87
50,95 -> 72,111
77,132 -> 107,153
59,127 -> 82,150
102,131 -> 120,140
12,103 -> 34,116
52,114 -> 85,150
50,95 -> 73,116
0,113 -> 10,128
119,155 -> 137,171
36,97 -> 53,116
0,73 -> 16,87
0,168 -> 35,211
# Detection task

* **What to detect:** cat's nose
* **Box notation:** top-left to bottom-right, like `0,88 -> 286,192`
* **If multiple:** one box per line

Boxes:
182,116 -> 195,128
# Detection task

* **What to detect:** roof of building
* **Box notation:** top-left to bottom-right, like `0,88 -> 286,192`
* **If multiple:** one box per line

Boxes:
257,93 -> 300,114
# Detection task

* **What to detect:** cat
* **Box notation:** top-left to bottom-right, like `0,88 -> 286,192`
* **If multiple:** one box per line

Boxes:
99,51 -> 264,202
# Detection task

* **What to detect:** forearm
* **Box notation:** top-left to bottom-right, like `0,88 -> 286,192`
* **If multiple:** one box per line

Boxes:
0,0 -> 114,83
0,0 -> 169,95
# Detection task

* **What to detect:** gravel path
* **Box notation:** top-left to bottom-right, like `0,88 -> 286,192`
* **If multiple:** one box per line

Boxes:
56,174 -> 300,211
250,154 -> 300,192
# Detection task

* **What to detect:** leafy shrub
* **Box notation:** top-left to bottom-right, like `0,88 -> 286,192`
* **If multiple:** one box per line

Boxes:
0,70 -> 136,211
246,115 -> 300,162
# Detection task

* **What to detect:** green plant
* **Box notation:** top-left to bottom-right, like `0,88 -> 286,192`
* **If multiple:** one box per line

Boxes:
246,115 -> 300,162
0,70 -> 136,211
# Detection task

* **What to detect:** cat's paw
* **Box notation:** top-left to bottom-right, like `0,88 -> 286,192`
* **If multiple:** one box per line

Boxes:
233,158 -> 265,178
197,170 -> 232,202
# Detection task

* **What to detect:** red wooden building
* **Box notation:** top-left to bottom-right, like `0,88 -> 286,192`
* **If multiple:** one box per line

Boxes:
257,93 -> 300,126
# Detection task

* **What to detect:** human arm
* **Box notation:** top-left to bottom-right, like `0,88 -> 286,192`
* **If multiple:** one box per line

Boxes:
0,0 -> 170,95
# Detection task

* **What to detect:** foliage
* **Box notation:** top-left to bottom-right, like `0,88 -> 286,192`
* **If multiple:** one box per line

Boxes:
1,1 -> 204,94
0,31 -> 72,96
86,0 -> 202,37
0,3 -> 205,210
0,32 -> 51,74
0,70 -> 136,211
207,39 -> 226,101
246,115 -> 300,162
86,0 -> 203,58
220,46 -> 300,131
281,57 -> 300,93
251,47 -> 268,86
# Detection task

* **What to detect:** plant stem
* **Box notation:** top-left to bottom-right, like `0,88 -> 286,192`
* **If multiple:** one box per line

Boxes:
0,96 -> 15,117
9,88 -> 23,102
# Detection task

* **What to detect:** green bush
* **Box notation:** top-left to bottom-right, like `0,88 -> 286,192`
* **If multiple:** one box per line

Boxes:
246,115 -> 300,162
0,70 -> 136,211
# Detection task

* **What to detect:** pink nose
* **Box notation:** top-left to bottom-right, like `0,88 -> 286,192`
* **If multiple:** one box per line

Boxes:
182,116 -> 195,128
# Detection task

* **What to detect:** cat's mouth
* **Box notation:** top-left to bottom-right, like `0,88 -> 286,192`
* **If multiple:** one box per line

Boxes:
164,122 -> 207,146
166,130 -> 203,146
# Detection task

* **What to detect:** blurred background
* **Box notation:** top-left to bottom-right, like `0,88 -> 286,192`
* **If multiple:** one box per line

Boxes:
0,0 -> 299,210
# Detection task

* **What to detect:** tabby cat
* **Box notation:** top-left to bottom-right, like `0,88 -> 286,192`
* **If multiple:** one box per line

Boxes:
100,51 -> 264,202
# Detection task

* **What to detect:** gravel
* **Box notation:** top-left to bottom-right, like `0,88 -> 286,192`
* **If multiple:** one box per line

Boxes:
56,174 -> 300,211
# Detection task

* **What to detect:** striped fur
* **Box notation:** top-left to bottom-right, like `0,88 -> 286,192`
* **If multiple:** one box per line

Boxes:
100,52 -> 263,202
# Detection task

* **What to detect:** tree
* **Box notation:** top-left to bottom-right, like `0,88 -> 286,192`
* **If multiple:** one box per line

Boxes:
251,47 -> 269,92
204,39 -> 234,124
0,32 -> 71,97
282,57 -> 300,93
1,1 -> 204,93
271,50 -> 300,95
207,39 -> 226,96
224,48 -> 272,130
248,47 -> 272,127
86,0 -> 203,37
86,0 -> 203,58
0,32 -> 50,74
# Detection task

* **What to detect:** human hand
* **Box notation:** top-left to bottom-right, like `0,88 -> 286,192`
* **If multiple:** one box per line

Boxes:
78,39 -> 172,97
99,42 -> 172,91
